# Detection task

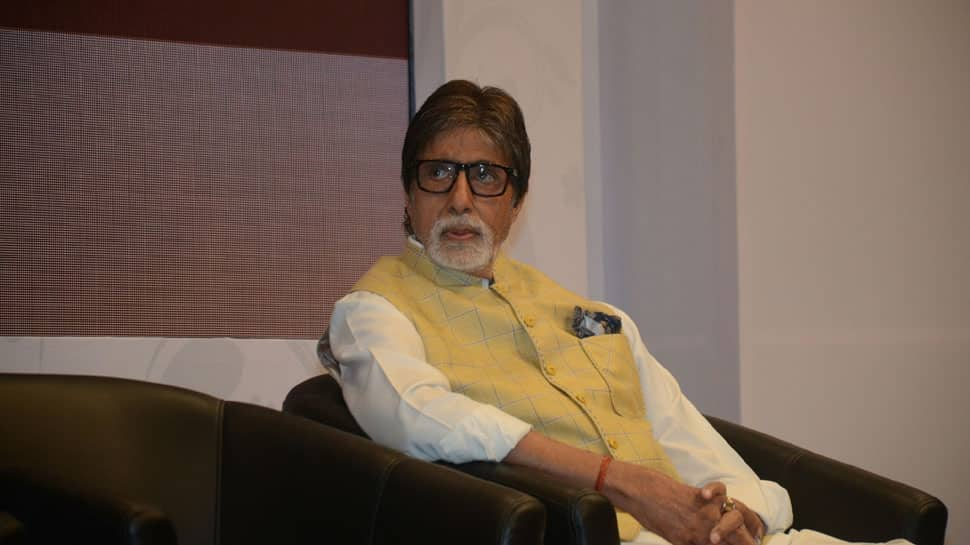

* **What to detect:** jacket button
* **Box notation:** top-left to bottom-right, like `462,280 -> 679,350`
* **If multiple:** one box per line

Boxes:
576,393 -> 587,404
545,365 -> 557,376
607,438 -> 619,450
523,316 -> 537,327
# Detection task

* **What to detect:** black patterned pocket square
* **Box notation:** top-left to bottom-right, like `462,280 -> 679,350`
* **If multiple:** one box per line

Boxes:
571,306 -> 622,338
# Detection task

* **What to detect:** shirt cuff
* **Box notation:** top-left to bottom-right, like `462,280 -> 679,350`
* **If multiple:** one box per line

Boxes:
727,479 -> 793,534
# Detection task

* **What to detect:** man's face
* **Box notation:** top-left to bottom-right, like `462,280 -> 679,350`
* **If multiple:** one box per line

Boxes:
406,127 -> 522,278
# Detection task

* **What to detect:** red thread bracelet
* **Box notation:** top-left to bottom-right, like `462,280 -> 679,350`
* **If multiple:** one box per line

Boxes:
594,455 -> 612,492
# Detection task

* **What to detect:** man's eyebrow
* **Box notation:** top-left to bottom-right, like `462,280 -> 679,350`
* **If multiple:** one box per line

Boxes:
423,158 -> 502,164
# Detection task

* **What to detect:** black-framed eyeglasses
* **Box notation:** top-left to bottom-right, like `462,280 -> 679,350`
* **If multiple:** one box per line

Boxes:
413,159 -> 518,197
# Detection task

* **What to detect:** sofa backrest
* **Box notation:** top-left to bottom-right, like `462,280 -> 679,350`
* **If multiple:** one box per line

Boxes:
1,373 -> 222,544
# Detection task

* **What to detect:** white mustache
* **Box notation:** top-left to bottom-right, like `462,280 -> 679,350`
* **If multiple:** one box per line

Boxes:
431,215 -> 487,239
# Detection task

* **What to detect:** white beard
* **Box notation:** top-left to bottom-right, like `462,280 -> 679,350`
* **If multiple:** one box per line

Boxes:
427,215 -> 496,274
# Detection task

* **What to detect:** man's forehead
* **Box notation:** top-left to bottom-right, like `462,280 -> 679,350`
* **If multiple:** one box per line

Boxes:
423,126 -> 506,160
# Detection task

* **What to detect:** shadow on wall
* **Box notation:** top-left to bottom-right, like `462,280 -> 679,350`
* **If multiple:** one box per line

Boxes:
150,339 -> 244,401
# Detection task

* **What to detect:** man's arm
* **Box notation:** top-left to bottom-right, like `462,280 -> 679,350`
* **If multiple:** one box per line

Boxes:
329,290 -> 531,462
331,291 -> 756,545
505,430 -> 758,545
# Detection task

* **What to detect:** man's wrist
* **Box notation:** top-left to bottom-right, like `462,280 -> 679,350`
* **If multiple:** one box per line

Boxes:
598,459 -> 660,511
594,456 -> 613,492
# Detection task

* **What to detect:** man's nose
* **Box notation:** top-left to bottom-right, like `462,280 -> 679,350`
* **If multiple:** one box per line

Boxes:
446,170 -> 475,213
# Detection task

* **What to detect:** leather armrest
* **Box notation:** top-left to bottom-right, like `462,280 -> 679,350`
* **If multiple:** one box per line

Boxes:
451,461 -> 619,545
706,416 -> 948,545
0,468 -> 178,545
223,401 -> 545,545
377,458 -> 547,545
284,373 -> 614,545
283,373 -> 368,437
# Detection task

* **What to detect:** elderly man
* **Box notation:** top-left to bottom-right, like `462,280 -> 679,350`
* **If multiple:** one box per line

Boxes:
326,80 -> 912,545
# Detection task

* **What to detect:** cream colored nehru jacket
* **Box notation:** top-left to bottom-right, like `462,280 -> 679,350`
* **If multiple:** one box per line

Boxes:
353,242 -> 682,477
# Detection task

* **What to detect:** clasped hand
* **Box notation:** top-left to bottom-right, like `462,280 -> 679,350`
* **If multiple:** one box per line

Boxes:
605,462 -> 764,545
702,484 -> 764,545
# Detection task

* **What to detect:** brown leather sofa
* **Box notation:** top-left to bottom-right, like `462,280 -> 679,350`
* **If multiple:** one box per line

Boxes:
0,373 -> 546,545
284,372 -> 948,545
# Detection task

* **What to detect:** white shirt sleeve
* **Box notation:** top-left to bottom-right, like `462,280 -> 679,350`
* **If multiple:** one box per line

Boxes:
328,290 -> 533,463
607,304 -> 795,534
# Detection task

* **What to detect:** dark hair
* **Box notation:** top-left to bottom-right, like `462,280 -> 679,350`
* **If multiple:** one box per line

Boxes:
401,80 -> 531,205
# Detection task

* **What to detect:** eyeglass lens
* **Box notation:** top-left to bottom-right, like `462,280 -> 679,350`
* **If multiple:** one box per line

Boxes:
417,161 -> 509,196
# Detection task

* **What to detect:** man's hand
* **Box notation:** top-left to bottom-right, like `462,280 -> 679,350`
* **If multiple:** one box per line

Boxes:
602,462 -> 724,545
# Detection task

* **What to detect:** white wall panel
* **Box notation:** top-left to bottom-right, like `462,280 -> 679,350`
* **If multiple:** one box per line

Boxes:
597,1 -> 740,419
736,2 -> 970,542
2,336 -> 320,408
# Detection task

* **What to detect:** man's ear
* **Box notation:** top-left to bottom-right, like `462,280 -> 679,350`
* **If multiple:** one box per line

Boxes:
404,189 -> 414,213
511,195 -> 524,222
403,190 -> 417,237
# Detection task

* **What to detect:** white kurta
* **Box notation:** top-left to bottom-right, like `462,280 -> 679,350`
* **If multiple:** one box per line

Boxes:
328,289 -> 912,545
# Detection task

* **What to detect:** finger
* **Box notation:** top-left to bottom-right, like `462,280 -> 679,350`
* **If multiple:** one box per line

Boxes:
710,511 -> 758,545
709,509 -> 743,544
700,481 -> 727,502
737,502 -> 765,543
723,525 -> 757,545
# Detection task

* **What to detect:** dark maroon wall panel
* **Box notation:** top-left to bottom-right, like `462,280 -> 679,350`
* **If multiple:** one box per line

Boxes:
0,0 -> 409,58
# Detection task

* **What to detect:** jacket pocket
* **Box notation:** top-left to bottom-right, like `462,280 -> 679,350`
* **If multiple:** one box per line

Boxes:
579,333 -> 645,418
